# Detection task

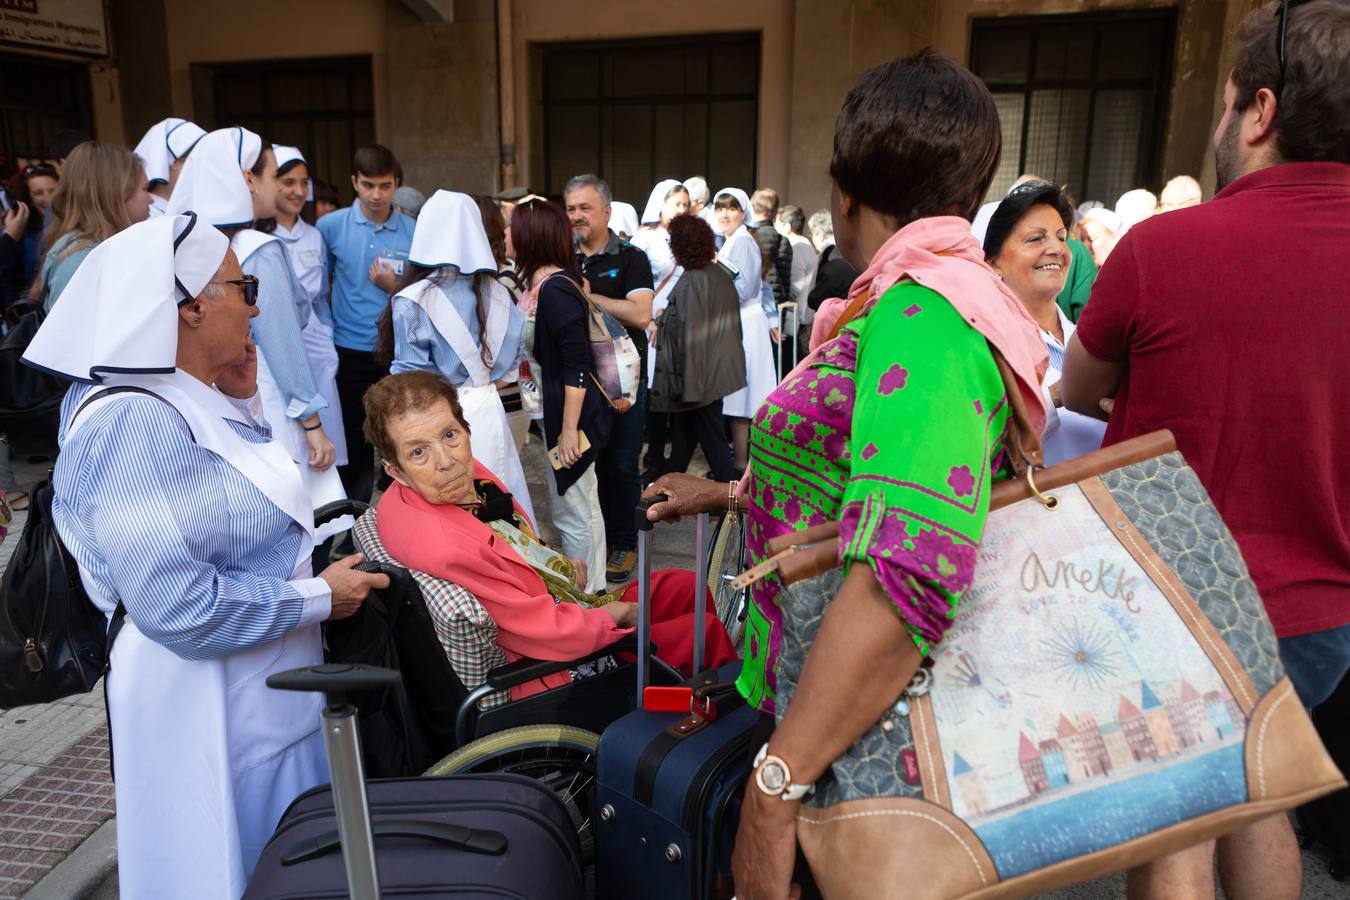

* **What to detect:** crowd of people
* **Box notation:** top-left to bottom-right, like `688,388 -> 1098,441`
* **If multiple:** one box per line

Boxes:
0,0 -> 1345,897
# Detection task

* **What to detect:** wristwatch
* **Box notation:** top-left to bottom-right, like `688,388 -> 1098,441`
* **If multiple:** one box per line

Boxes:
752,743 -> 814,801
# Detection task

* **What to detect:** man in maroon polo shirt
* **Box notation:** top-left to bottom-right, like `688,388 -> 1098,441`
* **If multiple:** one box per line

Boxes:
1065,2 -> 1350,897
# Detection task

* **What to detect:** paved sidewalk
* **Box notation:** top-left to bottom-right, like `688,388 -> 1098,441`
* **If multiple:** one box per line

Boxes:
1,443 -> 1345,898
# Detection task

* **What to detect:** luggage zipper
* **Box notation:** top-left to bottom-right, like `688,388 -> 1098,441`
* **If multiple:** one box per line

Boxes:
680,727 -> 755,833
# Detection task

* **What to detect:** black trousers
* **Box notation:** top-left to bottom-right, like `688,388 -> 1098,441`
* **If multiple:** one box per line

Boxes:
666,401 -> 737,483
335,346 -> 386,504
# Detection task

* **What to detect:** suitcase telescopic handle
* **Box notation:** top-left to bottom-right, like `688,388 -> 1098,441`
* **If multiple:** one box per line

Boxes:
632,495 -> 711,699
267,663 -> 401,708
634,493 -> 670,531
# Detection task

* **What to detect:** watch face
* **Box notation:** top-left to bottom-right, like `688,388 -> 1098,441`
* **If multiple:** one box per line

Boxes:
760,761 -> 787,793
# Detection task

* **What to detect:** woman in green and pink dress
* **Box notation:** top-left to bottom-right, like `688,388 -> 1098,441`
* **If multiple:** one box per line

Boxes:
644,49 -> 1050,897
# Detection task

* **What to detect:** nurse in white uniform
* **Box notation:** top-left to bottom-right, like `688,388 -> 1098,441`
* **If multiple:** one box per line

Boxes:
270,145 -> 347,470
169,128 -> 349,537
25,214 -> 386,898
712,187 -> 777,471
384,190 -> 534,523
132,117 -> 206,218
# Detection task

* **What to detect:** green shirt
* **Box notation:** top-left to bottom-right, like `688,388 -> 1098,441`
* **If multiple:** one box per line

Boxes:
737,281 -> 1012,713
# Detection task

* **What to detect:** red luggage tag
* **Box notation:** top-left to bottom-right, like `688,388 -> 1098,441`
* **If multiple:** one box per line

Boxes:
644,686 -> 693,713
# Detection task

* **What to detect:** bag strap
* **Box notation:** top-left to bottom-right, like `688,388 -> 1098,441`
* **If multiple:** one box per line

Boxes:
653,265 -> 676,298
73,385 -> 195,443
70,386 -> 198,674
990,346 -> 1045,474
824,289 -> 871,343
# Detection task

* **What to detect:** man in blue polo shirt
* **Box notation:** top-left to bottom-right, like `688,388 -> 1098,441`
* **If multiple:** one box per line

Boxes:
318,144 -> 414,504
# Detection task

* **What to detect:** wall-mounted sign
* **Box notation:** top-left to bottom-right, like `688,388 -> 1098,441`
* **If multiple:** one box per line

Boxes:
0,0 -> 108,57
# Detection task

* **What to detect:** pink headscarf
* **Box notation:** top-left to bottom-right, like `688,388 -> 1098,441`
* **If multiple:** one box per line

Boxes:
742,215 -> 1049,496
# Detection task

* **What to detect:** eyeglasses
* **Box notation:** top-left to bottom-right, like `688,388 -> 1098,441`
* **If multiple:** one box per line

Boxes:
209,275 -> 258,306
1274,0 -> 1313,98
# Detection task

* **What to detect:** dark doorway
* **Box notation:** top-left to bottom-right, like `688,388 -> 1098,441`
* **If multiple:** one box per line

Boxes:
0,53 -> 93,164
541,33 -> 760,205
971,9 -> 1176,205
193,56 -> 375,204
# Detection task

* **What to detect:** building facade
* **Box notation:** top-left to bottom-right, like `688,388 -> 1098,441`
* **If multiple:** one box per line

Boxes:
1,0 -> 1260,212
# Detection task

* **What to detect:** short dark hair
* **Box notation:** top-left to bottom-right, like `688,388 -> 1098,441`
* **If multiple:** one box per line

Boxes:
1229,0 -> 1350,165
312,177 -> 339,207
363,371 -> 469,466
352,144 -> 400,179
668,213 -> 717,270
830,49 -> 1001,224
47,129 -> 90,161
981,181 -> 1073,261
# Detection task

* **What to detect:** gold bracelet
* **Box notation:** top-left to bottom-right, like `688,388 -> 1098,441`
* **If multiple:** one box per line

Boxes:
728,480 -> 738,514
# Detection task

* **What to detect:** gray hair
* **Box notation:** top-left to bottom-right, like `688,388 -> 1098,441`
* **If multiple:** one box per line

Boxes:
683,176 -> 710,204
776,204 -> 805,235
807,208 -> 833,241
564,174 -> 611,206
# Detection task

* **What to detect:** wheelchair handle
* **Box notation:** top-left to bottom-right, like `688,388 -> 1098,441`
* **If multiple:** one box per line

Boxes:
635,493 -> 670,532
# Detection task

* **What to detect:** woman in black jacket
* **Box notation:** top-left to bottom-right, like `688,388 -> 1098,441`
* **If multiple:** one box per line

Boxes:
649,213 -> 744,482
511,199 -> 610,592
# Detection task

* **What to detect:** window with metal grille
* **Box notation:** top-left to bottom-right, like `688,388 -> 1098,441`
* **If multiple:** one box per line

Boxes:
193,56 -> 375,204
541,34 -> 760,205
971,10 -> 1176,206
0,53 -> 92,164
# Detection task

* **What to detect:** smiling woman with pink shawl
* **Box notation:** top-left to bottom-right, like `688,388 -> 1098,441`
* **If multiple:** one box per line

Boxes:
643,50 -> 1049,898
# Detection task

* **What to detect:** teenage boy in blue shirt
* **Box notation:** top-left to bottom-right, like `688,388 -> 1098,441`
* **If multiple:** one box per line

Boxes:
318,144 -> 414,503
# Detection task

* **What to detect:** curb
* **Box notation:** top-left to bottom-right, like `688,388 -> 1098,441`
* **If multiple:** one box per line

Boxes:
22,818 -> 116,900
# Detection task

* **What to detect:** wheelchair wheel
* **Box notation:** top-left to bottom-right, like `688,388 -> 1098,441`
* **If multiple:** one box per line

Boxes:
425,724 -> 600,863
706,511 -> 748,649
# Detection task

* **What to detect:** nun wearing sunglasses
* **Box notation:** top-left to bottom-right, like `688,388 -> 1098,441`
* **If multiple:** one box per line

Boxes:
24,214 -> 388,898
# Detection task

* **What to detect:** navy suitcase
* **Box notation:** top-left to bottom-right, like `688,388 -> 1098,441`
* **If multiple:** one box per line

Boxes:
243,664 -> 584,900
246,774 -> 584,899
595,504 -> 759,900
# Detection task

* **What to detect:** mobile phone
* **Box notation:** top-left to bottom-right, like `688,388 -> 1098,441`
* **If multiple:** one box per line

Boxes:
0,189 -> 12,215
547,430 -> 591,470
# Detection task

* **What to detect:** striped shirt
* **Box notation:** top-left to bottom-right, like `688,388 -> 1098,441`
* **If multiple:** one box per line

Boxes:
52,386 -> 330,660
243,241 -> 326,420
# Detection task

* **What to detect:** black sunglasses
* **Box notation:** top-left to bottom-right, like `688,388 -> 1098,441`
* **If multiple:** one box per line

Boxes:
1274,0 -> 1313,98
209,275 -> 258,306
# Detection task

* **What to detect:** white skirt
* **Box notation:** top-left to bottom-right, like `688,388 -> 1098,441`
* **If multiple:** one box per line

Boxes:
722,303 -> 778,419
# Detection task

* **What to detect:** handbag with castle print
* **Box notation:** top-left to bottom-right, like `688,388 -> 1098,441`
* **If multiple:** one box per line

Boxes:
748,353 -> 1346,899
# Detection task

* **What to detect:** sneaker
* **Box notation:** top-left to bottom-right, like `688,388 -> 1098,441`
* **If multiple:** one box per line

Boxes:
606,547 -> 637,582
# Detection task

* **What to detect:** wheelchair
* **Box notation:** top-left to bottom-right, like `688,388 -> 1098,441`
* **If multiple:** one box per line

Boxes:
705,509 -> 748,649
314,499 -> 689,861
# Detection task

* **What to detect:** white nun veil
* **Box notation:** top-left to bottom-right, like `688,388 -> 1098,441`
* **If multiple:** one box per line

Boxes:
166,127 -> 264,228
272,145 -> 315,202
408,190 -> 499,273
134,118 -> 207,186
610,202 -> 639,239
640,179 -> 684,226
22,214 -> 229,383
713,187 -> 751,216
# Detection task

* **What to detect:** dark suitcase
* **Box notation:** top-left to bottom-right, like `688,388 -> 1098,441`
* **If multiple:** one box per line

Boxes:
1298,673 -> 1350,882
247,775 -> 584,899
595,503 -> 758,900
244,664 -> 585,900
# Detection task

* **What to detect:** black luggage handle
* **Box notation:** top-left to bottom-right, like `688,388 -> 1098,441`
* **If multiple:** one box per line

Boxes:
279,819 -> 509,866
267,663 -> 401,708
634,493 -> 669,532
